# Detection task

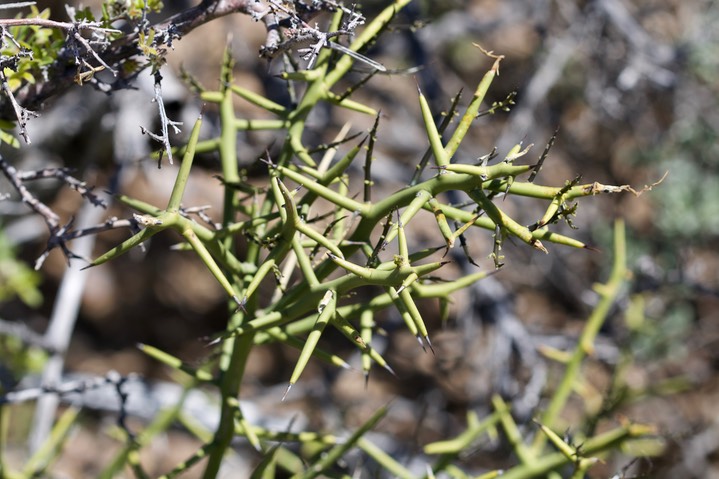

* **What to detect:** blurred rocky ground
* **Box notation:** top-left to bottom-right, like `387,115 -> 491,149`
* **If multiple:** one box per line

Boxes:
1,0 -> 719,477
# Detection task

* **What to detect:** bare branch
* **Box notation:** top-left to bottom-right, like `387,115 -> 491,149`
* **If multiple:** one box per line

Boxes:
181,205 -> 221,230
0,154 -> 59,230
0,16 -> 120,141
68,28 -> 117,77
0,1 -> 262,121
0,154 -> 116,268
0,69 -> 38,144
140,71 -> 183,167
258,0 -> 383,71
0,370 -> 137,406
0,17 -> 120,35
17,167 -> 107,208
61,216 -> 138,242
33,215 -> 144,270
0,2 -> 37,10
34,217 -> 89,270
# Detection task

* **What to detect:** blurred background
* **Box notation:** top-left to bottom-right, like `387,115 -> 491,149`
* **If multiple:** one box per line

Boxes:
1,0 -> 718,477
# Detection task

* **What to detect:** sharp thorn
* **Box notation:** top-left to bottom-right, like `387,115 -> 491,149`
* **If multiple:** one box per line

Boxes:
383,363 -> 397,378
234,296 -> 247,313
425,335 -> 435,356
282,383 -> 293,401
416,334 -> 427,352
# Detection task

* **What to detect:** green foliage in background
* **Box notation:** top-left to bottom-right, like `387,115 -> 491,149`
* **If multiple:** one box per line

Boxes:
0,231 -> 41,307
1,6 -> 64,91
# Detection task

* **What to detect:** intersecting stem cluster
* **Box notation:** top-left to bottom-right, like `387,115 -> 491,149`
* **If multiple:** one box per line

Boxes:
0,1 -> 658,478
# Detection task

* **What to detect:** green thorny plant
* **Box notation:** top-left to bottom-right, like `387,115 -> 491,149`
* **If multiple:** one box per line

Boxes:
0,2 -> 662,479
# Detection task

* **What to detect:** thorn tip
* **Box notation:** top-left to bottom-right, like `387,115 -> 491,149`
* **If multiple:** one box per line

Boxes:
416,334 -> 427,352
282,383 -> 293,401
425,335 -> 435,355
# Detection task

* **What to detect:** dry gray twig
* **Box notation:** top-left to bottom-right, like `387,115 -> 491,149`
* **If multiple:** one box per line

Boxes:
0,154 -> 59,230
140,71 -> 183,167
27,192 -> 110,451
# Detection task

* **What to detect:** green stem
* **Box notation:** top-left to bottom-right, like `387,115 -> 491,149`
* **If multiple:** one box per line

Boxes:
167,115 -> 203,211
202,332 -> 256,479
324,0 -> 412,86
497,421 -> 651,479
532,219 -> 627,453
203,48 -> 255,478
444,50 -> 503,159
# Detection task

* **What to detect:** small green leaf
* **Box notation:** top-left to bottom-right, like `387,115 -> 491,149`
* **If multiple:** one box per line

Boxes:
74,6 -> 96,22
0,129 -> 21,149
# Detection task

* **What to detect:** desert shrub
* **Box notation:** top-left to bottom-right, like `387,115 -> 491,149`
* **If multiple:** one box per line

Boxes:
0,1 -> 663,478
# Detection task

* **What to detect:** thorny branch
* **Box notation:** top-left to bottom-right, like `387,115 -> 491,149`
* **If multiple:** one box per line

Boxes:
65,27 -> 117,79
0,153 -> 220,268
1,1 -> 384,128
0,370 -> 137,412
0,155 -> 60,230
0,17 -> 120,33
32,215 -> 146,270
0,67 -> 38,144
16,167 -> 107,208
0,0 -> 384,267
181,204 -> 222,230
258,0 -> 385,71
0,154 -> 114,269
0,1 -> 263,121
32,218 -> 85,270
0,18 -> 121,142
140,71 -> 183,167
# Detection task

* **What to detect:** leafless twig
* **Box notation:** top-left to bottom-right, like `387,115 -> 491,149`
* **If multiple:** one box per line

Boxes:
28,193 -> 112,452
140,71 -> 183,167
0,68 -> 38,144
62,216 -> 139,241
1,370 -> 136,405
0,154 -> 59,230
0,17 -> 120,35
0,15 -> 121,142
33,218 -> 88,270
33,215 -> 145,269
181,205 -> 221,230
0,1 -> 265,122
258,0 -> 384,71
0,154 -> 112,268
16,167 -> 107,208
0,2 -> 36,10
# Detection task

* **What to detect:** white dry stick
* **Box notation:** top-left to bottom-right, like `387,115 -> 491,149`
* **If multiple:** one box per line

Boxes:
27,190 -> 110,453
141,71 -> 183,167
0,3 -> 37,10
